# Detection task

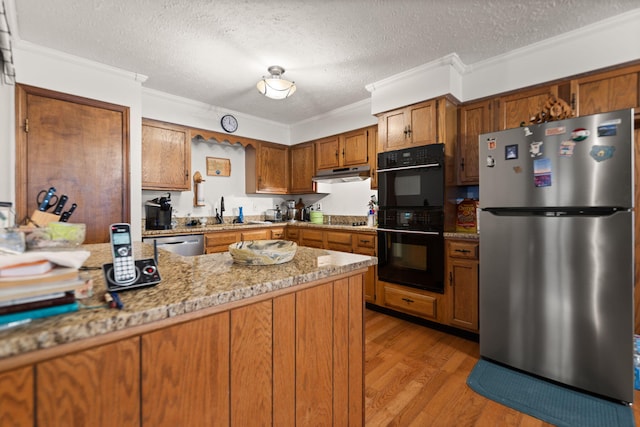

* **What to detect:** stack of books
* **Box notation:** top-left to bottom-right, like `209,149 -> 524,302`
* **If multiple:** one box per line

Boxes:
0,259 -> 87,328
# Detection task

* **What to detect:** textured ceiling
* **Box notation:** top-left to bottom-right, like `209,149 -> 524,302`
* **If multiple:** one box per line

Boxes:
10,0 -> 640,124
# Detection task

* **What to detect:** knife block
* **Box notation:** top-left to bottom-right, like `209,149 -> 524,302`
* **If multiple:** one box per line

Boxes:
26,210 -> 60,228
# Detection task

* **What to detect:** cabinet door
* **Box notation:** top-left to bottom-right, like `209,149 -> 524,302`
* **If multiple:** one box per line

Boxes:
296,283 -> 334,425
286,227 -> 300,243
257,142 -> 289,193
270,227 -> 286,239
572,66 -> 640,116
325,231 -> 352,253
37,338 -> 140,427
289,142 -> 315,193
315,135 -> 341,170
409,100 -> 437,146
230,301 -> 273,426
446,240 -> 479,332
353,232 -> 377,303
204,231 -> 238,253
300,229 -> 324,248
342,128 -> 368,167
142,119 -> 191,191
0,366 -> 33,427
378,109 -> 408,151
458,99 -> 494,185
241,228 -> 270,241
142,313 -> 229,427
499,86 -> 558,130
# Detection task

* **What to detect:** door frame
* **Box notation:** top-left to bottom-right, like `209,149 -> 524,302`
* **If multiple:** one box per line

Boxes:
14,84 -> 131,229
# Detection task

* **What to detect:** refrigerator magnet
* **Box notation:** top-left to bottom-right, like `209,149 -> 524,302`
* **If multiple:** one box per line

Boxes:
533,157 -> 552,187
559,140 -> 576,157
590,145 -> 615,162
571,128 -> 590,141
529,141 -> 543,157
545,126 -> 566,136
523,127 -> 533,136
486,155 -> 496,167
597,120 -> 620,137
505,144 -> 518,160
487,138 -> 497,150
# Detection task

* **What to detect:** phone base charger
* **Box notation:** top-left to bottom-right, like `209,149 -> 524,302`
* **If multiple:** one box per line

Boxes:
103,258 -> 161,292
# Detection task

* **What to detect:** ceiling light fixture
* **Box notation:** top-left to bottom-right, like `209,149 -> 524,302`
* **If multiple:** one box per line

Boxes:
256,65 -> 296,100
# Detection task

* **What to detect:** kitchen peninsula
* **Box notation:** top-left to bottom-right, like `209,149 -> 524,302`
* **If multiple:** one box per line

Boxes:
0,242 -> 375,426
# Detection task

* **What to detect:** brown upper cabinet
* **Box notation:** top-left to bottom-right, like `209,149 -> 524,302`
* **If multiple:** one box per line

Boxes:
289,141 -> 315,194
571,65 -> 640,117
245,141 -> 289,194
315,128 -> 368,170
457,99 -> 496,185
377,99 -> 437,151
498,85 -> 560,130
142,118 -> 191,191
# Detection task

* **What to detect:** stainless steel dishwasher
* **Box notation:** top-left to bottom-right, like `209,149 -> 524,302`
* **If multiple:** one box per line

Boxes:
142,234 -> 204,256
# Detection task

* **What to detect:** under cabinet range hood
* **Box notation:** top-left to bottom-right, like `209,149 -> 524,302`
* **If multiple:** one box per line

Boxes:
312,165 -> 371,183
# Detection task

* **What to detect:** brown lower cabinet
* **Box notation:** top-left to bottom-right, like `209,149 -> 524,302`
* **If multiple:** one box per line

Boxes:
0,273 -> 364,427
375,237 -> 479,334
204,226 -> 285,254
290,226 -> 378,304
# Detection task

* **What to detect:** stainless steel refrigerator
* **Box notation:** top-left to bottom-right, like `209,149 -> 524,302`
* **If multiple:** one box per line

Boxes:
478,109 -> 635,403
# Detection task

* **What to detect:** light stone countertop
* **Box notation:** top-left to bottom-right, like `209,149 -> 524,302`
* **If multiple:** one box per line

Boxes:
444,232 -> 480,240
0,242 -> 376,360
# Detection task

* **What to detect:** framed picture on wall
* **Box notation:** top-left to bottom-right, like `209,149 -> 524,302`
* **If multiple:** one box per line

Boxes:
206,157 -> 231,176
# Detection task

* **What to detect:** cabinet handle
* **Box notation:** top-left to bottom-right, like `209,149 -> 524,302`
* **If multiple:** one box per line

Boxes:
406,125 -> 412,137
571,93 -> 576,111
449,271 -> 453,286
454,249 -> 471,254
460,157 -> 465,170
360,239 -> 370,244
342,148 -> 345,159
401,297 -> 414,304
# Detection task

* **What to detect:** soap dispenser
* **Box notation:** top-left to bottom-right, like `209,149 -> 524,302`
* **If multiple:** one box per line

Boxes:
238,206 -> 244,223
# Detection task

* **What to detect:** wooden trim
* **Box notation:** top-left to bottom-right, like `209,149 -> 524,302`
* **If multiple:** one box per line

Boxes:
14,84 -> 131,224
190,127 -> 262,148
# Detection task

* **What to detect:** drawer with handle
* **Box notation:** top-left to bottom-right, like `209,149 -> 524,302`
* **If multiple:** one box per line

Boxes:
384,285 -> 437,320
447,240 -> 478,260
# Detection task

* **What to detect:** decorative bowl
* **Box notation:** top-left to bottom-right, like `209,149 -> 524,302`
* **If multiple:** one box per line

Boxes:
228,239 -> 297,265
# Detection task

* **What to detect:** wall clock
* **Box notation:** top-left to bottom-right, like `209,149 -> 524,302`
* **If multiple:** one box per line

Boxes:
221,114 -> 238,133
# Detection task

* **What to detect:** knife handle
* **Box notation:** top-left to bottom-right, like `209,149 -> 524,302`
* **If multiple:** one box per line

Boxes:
53,195 -> 68,215
60,203 -> 77,222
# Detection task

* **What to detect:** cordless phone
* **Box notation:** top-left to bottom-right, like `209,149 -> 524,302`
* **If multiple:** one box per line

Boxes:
109,223 -> 137,284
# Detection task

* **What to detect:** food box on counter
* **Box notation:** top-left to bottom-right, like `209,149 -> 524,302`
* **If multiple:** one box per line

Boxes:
456,199 -> 478,233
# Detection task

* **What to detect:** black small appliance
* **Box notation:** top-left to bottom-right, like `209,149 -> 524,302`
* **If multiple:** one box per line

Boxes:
145,194 -> 172,230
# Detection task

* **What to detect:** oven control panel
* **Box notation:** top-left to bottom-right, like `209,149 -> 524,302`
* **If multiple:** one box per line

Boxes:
378,144 -> 444,169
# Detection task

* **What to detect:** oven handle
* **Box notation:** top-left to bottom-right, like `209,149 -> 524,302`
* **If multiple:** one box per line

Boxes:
377,228 -> 441,236
376,163 -> 441,173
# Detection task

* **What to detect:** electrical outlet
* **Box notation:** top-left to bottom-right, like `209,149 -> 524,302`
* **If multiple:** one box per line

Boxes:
316,203 -> 322,211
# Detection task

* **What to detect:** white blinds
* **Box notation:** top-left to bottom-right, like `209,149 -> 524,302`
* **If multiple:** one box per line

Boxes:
0,1 -> 15,85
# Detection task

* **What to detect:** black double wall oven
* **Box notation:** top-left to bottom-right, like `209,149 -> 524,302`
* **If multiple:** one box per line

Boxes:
377,144 -> 445,293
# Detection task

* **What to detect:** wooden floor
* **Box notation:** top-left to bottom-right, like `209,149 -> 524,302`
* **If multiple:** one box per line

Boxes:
364,309 -> 640,426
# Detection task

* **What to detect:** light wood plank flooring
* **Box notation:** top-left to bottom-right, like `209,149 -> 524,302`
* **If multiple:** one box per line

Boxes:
365,309 -> 640,426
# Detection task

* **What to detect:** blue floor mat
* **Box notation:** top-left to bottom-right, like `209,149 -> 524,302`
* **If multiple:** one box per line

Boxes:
467,359 -> 634,427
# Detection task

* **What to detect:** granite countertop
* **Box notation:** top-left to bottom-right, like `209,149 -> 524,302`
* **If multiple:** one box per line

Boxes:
0,243 -> 376,360
444,232 -> 480,240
